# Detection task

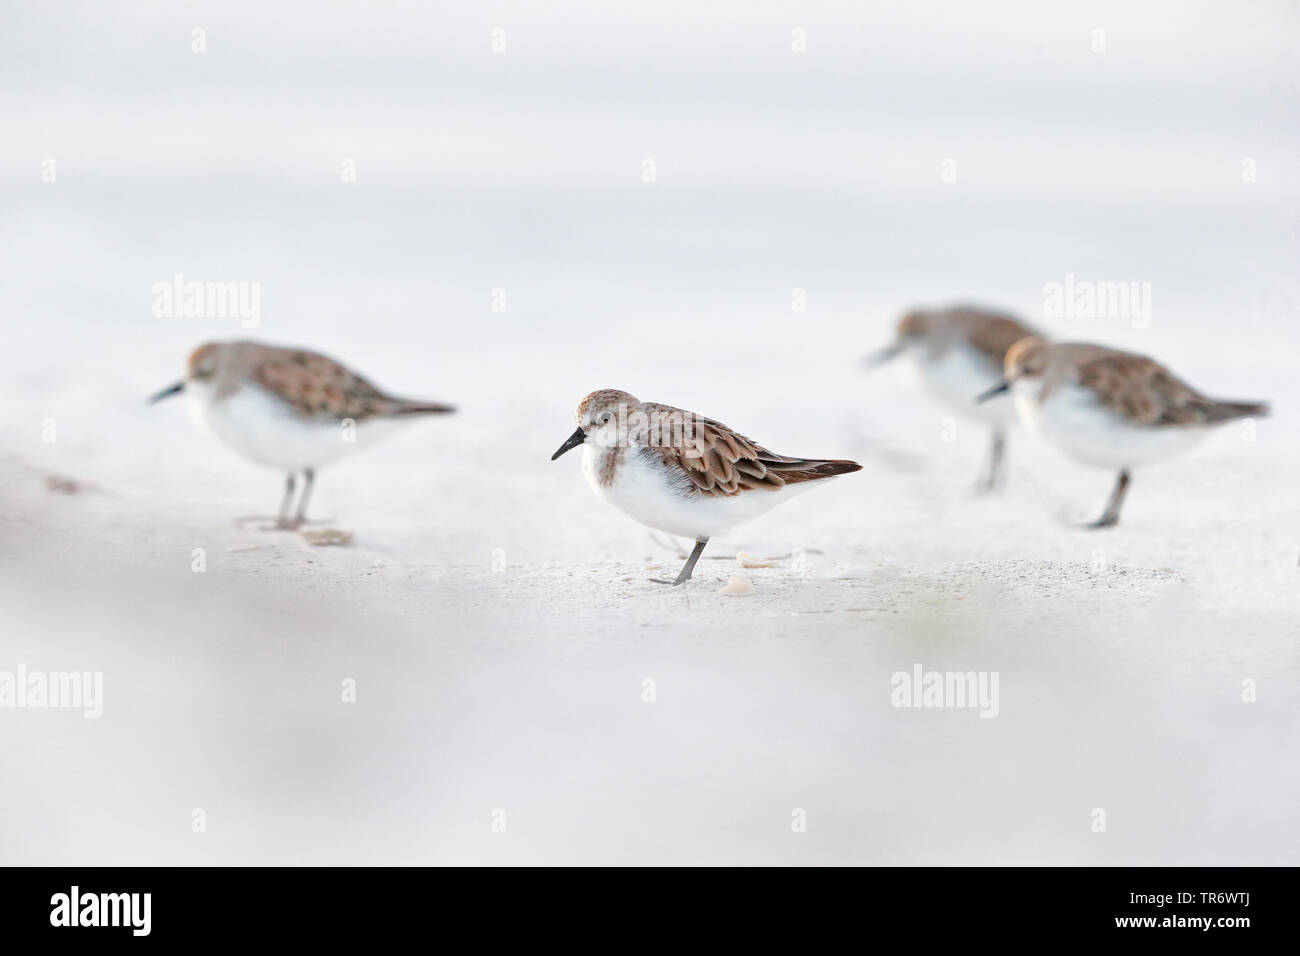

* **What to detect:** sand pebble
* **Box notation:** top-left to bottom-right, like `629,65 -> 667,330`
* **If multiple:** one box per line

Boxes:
720,575 -> 755,596
44,474 -> 109,495
300,528 -> 354,547
736,551 -> 777,569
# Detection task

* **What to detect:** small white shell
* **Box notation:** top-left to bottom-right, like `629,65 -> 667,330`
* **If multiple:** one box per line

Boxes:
300,528 -> 354,546
736,551 -> 777,569
720,575 -> 755,596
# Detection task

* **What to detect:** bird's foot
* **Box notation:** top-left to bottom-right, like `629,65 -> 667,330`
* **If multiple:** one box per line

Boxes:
1080,515 -> 1119,530
234,514 -> 306,531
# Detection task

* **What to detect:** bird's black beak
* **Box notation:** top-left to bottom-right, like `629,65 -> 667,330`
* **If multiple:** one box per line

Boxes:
862,342 -> 905,369
551,427 -> 586,460
975,381 -> 1011,404
148,381 -> 185,404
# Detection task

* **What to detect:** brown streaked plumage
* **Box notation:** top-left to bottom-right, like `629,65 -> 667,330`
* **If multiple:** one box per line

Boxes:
188,341 -> 454,421
552,389 -> 862,586
152,340 -> 455,529
869,304 -> 1040,491
897,305 -> 1039,372
1004,339 -> 1269,428
638,405 -> 863,497
997,338 -> 1269,528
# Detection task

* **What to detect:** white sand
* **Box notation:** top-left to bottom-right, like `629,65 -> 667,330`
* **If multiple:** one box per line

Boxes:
1,1 -> 1297,865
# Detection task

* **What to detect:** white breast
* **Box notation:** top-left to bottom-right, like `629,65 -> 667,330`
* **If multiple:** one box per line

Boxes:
581,444 -> 817,540
1013,381 -> 1212,470
901,344 -> 1017,427
187,382 -> 404,472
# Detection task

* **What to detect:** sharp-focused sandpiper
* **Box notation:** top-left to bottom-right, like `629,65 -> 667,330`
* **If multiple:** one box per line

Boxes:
551,389 -> 862,584
150,340 -> 455,527
978,338 -> 1269,527
867,305 -> 1040,490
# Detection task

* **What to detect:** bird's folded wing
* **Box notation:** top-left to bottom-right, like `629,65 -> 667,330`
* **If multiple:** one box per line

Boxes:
251,349 -> 398,420
1078,354 -> 1214,426
643,407 -> 859,497
963,314 -> 1040,367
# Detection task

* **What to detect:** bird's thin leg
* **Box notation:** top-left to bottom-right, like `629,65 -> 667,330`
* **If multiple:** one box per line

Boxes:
292,468 -> 316,527
248,473 -> 300,529
670,537 -> 709,586
1085,470 -> 1130,529
989,428 -> 1006,490
278,473 -> 297,522
976,428 -> 1006,493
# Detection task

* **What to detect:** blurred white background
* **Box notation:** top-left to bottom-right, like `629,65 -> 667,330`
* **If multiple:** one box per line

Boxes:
1,1 -> 1296,864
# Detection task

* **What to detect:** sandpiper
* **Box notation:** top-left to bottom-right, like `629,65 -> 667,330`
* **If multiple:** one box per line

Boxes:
866,305 -> 1040,490
978,338 -> 1269,527
150,341 -> 455,527
551,389 -> 862,584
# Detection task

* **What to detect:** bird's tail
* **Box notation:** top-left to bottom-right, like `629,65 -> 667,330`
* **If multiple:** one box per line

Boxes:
807,459 -> 864,477
391,400 -> 457,416
767,458 -> 864,485
1205,399 -> 1269,423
